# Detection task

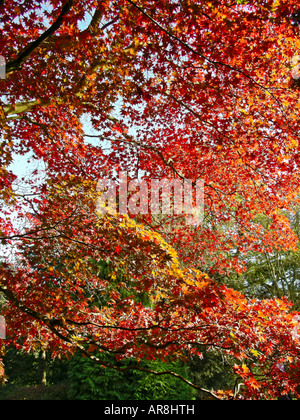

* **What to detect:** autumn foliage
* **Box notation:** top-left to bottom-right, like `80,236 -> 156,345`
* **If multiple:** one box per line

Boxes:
0,0 -> 300,399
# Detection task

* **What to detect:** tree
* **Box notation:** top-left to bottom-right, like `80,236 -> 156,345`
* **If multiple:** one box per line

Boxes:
0,0 -> 300,399
238,210 -> 300,310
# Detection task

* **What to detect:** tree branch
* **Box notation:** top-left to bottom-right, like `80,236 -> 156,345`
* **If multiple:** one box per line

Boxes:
2,100 -> 50,116
6,0 -> 74,74
87,6 -> 104,34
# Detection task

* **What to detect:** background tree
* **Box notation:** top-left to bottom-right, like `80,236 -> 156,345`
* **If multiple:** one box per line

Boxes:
240,209 -> 300,310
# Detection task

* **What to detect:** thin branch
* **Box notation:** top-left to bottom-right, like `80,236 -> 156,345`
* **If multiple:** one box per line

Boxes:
65,317 -> 210,333
51,227 -> 107,252
0,225 -> 61,242
126,0 -> 271,92
23,116 -> 89,178
85,120 -> 184,179
101,18 -> 119,31
128,0 -> 299,131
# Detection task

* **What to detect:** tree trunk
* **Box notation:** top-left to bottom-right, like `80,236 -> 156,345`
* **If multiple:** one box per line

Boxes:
39,350 -> 47,386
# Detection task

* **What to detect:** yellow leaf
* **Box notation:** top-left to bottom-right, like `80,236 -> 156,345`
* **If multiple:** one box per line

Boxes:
250,349 -> 260,358
242,364 -> 250,374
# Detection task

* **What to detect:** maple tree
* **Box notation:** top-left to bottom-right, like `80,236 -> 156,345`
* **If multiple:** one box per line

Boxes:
1,0 -> 300,399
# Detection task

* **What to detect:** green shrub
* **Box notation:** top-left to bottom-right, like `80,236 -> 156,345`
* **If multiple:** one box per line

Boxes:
134,361 -> 196,400
67,353 -> 138,400
67,353 -> 196,400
